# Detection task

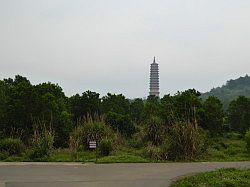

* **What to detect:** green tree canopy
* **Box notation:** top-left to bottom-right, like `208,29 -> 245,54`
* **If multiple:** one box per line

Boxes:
129,98 -> 144,123
102,93 -> 130,115
105,112 -> 135,137
201,96 -> 224,134
69,90 -> 101,121
228,96 -> 250,133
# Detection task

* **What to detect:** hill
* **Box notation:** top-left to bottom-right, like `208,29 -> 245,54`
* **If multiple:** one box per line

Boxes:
201,75 -> 250,110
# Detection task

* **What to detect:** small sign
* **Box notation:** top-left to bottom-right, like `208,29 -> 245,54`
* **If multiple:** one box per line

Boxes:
89,141 -> 97,149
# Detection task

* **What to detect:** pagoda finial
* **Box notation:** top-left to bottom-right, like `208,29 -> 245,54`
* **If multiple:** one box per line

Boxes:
153,56 -> 156,63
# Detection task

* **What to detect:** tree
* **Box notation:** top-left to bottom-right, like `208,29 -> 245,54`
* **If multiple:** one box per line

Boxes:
102,93 -> 130,115
144,116 -> 165,146
201,96 -> 224,134
130,98 -> 144,123
228,96 -> 250,133
0,80 -> 8,135
34,82 -> 70,147
173,89 -> 202,122
105,112 -> 135,137
2,75 -> 35,136
160,94 -> 177,125
69,90 -> 101,122
142,95 -> 160,120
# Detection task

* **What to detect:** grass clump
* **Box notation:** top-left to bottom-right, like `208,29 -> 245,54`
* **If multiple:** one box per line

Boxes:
170,168 -> 250,187
245,129 -> 250,151
0,138 -> 25,157
203,133 -> 250,161
27,125 -> 54,161
97,153 -> 148,163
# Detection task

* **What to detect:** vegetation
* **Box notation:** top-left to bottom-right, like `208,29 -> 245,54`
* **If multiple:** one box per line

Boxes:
170,168 -> 250,187
201,74 -> 250,110
0,75 -> 250,162
245,129 -> 250,151
203,133 -> 250,161
0,138 -> 24,156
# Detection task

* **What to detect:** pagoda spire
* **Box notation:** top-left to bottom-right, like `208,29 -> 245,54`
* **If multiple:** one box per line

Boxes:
149,56 -> 159,97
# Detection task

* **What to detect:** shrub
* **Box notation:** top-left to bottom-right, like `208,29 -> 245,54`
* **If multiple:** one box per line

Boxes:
69,115 -> 114,151
143,143 -> 162,160
105,112 -> 136,137
27,127 -> 54,160
159,138 -> 171,160
245,129 -> 250,151
99,139 -> 112,156
167,121 -> 205,161
144,116 -> 165,146
69,125 -> 82,152
129,129 -> 146,149
0,138 -> 25,156
0,152 -> 8,160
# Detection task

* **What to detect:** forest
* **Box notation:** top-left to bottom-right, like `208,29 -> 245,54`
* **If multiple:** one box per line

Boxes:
201,74 -> 250,110
0,75 -> 250,162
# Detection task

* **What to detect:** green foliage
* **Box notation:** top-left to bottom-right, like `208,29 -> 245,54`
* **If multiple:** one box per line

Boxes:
0,138 -> 25,156
105,112 -> 135,137
0,152 -> 8,160
129,98 -> 144,122
160,94 -> 176,124
245,129 -> 250,151
34,83 -> 68,147
167,122 -> 205,161
142,96 -> 160,119
205,134 -> 250,161
27,126 -> 54,161
144,116 -> 165,146
0,75 -> 69,147
160,89 -> 202,125
69,115 -> 114,151
2,75 -> 34,136
97,153 -> 148,163
99,138 -> 112,156
143,143 -> 162,160
201,96 -> 224,134
55,111 -> 73,147
170,168 -> 250,187
69,90 -> 101,122
201,75 -> 250,110
228,96 -> 250,133
1,75 -> 250,162
173,89 -> 202,122
128,129 -> 146,148
102,93 -> 130,115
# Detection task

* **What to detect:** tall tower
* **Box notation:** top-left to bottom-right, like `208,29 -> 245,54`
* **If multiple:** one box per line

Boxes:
149,57 -> 159,97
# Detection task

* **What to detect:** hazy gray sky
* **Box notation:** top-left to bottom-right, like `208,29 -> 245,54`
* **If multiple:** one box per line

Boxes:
1,0 -> 249,98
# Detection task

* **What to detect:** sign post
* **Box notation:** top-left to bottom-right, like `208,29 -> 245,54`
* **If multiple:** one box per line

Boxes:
89,140 -> 97,162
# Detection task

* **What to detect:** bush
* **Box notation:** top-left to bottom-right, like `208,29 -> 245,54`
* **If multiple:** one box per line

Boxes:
167,121 -> 206,161
170,168 -> 250,187
159,139 -> 171,160
0,138 -> 25,156
144,116 -> 165,146
99,139 -> 112,156
0,152 -> 8,160
245,129 -> 250,151
69,115 -> 114,151
129,130 -> 146,149
143,143 -> 162,160
105,112 -> 136,137
27,127 -> 54,160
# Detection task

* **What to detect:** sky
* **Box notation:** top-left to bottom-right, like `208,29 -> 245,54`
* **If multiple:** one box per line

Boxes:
0,0 -> 250,98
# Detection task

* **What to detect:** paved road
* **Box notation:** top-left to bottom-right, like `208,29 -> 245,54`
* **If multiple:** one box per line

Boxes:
0,162 -> 249,187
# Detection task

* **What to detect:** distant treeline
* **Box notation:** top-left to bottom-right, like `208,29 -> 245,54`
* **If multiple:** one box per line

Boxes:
0,75 -> 249,150
201,75 -> 250,110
